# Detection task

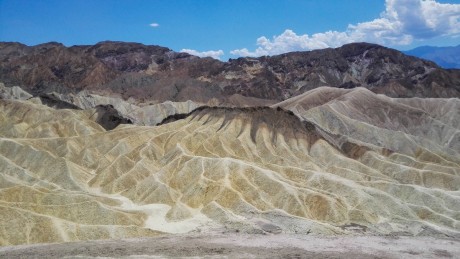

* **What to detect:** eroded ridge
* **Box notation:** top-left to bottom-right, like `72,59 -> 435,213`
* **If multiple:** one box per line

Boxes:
0,89 -> 459,245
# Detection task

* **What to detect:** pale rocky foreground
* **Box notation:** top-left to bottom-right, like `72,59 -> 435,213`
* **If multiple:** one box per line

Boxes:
1,234 -> 459,258
0,87 -> 459,247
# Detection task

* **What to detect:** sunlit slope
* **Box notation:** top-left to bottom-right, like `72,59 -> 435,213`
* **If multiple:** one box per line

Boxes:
0,100 -> 160,245
1,92 -> 459,245
274,87 -> 460,162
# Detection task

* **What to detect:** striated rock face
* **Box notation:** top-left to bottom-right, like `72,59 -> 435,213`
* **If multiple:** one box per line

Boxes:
0,87 -> 459,245
1,41 -> 460,104
33,89 -> 274,126
0,82 -> 32,100
36,90 -> 204,126
274,87 -> 460,159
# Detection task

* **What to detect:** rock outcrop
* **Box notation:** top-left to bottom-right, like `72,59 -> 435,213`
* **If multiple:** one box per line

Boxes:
0,82 -> 32,100
37,90 -> 204,126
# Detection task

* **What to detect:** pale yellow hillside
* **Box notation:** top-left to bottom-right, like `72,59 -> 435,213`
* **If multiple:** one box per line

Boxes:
0,89 -> 459,245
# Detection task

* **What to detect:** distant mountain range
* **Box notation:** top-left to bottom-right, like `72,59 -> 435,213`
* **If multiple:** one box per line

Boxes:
404,45 -> 460,69
1,41 -> 460,104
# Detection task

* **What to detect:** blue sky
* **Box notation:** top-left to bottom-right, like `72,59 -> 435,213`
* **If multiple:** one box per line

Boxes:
1,0 -> 460,60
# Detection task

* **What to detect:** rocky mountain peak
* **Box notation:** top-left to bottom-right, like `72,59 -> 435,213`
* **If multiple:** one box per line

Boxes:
0,41 -> 459,103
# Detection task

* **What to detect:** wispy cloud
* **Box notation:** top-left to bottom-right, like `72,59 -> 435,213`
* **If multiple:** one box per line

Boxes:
180,49 -> 225,60
149,23 -> 160,28
231,0 -> 460,57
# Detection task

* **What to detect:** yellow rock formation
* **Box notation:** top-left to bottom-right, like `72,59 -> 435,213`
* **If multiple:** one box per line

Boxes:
0,87 -> 459,245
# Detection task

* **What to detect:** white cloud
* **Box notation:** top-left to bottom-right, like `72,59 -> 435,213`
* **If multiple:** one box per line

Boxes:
149,23 -> 160,28
392,0 -> 460,37
231,30 -> 356,57
180,49 -> 225,60
231,0 -> 460,57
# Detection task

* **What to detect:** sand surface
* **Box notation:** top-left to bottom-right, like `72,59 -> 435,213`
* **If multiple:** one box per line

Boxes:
1,234 -> 459,258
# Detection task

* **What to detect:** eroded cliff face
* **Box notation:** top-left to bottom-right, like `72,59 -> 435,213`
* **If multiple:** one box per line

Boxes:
1,42 -> 459,105
0,86 -> 459,246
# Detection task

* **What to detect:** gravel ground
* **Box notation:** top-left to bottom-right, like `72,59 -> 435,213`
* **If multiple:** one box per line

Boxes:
1,234 -> 459,258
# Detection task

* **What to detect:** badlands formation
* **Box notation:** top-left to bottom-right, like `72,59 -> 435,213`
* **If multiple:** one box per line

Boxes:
0,85 -> 459,246
0,41 -> 460,257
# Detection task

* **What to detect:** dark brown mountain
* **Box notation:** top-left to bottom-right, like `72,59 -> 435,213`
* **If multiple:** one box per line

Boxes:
1,41 -> 459,104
